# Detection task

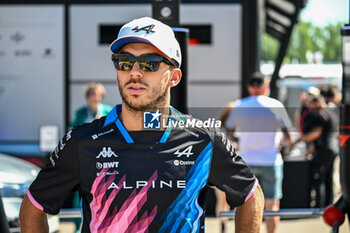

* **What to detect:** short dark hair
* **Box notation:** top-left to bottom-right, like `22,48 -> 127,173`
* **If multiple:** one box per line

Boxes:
323,86 -> 337,99
248,72 -> 269,87
310,95 -> 325,104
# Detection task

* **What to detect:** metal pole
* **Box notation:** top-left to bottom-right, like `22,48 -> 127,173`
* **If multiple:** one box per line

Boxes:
59,209 -> 81,219
61,208 -> 325,219
220,208 -> 324,219
152,0 -> 188,113
60,208 -> 325,220
171,27 -> 189,114
241,0 -> 260,98
269,8 -> 299,99
332,221 -> 340,233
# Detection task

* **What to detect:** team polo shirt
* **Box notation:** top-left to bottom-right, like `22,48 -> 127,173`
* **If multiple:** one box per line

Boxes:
28,104 -> 258,233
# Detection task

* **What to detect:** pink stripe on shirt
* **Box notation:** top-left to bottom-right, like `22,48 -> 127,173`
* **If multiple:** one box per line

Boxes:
26,190 -> 44,211
245,179 -> 259,202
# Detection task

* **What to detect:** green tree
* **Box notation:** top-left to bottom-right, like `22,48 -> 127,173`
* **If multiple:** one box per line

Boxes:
286,22 -> 315,63
261,33 -> 279,61
261,22 -> 345,63
321,22 -> 343,62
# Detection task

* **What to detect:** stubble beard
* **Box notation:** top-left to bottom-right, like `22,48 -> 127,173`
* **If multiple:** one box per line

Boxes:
118,78 -> 169,113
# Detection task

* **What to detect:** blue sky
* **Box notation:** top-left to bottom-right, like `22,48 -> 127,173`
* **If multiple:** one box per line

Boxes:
300,0 -> 349,26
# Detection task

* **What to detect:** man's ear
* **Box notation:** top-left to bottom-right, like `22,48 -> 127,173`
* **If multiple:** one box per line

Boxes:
168,68 -> 182,87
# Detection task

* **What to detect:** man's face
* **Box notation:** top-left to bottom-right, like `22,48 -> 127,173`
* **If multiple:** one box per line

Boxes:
308,99 -> 321,111
247,84 -> 269,96
87,88 -> 104,111
116,43 -> 175,112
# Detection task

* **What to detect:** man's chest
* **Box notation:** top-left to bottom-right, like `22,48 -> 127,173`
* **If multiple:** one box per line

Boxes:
78,135 -> 211,209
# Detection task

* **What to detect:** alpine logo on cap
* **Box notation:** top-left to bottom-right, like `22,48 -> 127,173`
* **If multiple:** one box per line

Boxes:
132,24 -> 155,34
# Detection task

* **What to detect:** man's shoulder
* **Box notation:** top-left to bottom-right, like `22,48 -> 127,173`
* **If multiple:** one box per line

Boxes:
72,116 -> 110,139
304,110 -> 323,124
257,95 -> 284,106
174,113 -> 221,139
321,108 -> 339,124
238,95 -> 281,106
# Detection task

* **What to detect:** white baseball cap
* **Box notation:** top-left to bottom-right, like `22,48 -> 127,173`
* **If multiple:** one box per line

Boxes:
110,17 -> 182,67
307,86 -> 320,96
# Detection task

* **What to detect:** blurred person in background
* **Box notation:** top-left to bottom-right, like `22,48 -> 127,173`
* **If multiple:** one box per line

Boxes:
320,85 -> 341,200
293,86 -> 321,159
293,95 -> 339,207
70,82 -> 112,127
294,86 -> 321,136
225,72 -> 292,233
320,85 -> 341,116
70,82 -> 112,232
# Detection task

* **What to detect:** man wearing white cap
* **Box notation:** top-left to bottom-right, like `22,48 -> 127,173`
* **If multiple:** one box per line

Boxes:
20,17 -> 264,233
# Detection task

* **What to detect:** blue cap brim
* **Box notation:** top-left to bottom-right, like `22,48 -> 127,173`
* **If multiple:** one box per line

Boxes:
110,37 -> 152,53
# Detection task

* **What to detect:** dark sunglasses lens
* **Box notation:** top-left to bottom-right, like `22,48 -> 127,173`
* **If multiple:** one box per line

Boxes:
112,53 -> 172,72
114,61 -> 132,71
112,54 -> 134,71
138,54 -> 162,72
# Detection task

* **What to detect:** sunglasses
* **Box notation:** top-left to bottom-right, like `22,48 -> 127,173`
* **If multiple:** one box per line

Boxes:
111,53 -> 176,72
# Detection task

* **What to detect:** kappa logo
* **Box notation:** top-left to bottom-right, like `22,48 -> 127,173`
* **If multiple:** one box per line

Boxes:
132,24 -> 155,34
96,147 -> 118,158
174,145 -> 194,158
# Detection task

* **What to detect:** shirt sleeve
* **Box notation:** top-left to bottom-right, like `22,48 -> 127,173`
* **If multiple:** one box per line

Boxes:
27,128 -> 80,215
277,105 -> 291,129
207,129 -> 258,207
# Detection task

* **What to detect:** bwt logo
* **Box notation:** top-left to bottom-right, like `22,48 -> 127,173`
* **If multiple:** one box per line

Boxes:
96,147 -> 118,158
96,162 -> 119,169
143,110 -> 161,129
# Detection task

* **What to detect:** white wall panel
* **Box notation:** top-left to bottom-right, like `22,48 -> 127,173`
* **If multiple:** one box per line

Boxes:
0,5 -> 64,144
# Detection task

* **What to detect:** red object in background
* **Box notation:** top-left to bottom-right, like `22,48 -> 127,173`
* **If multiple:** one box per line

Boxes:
20,157 -> 44,167
339,134 -> 350,147
323,205 -> 345,227
339,126 -> 350,147
188,38 -> 200,45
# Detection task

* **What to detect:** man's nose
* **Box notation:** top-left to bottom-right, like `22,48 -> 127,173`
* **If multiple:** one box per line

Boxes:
129,62 -> 143,78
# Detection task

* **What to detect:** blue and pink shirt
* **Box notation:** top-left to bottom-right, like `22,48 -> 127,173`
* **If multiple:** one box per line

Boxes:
28,105 -> 258,232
